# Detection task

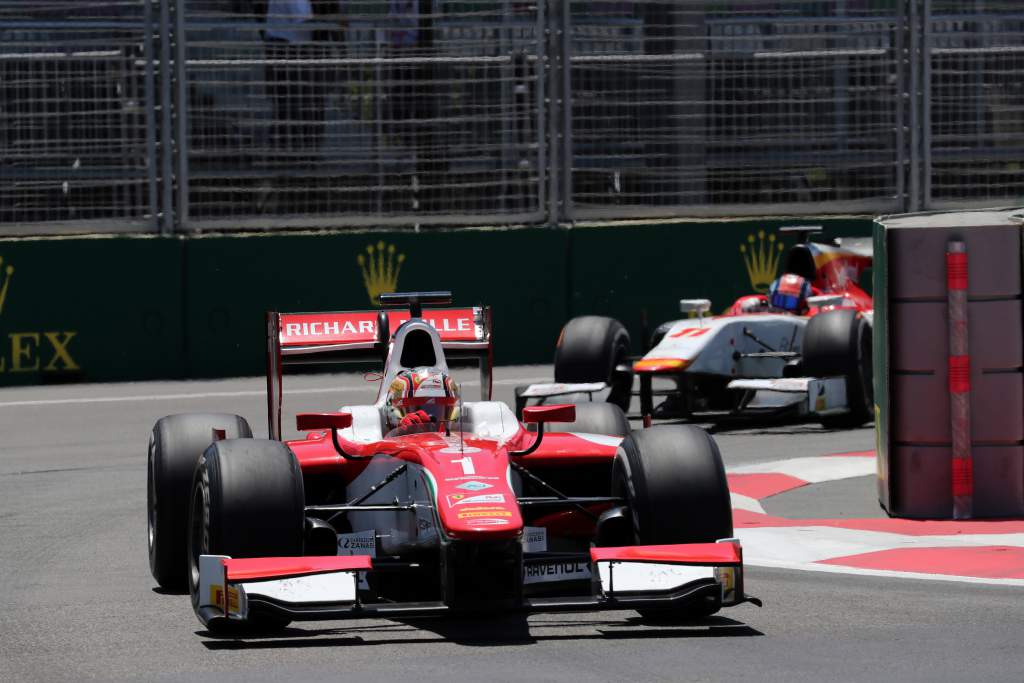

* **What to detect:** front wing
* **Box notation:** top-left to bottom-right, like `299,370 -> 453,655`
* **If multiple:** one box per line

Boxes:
195,540 -> 758,627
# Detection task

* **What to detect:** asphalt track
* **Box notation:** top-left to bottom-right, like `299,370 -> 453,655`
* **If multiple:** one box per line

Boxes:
2,365 -> 1023,682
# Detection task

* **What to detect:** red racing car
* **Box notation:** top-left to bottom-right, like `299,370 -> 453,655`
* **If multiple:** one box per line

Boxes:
146,292 -> 757,633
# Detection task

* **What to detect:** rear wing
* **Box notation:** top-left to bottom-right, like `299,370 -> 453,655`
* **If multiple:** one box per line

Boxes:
266,306 -> 493,440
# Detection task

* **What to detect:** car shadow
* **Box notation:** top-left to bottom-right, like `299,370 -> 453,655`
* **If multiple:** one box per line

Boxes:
199,613 -> 763,650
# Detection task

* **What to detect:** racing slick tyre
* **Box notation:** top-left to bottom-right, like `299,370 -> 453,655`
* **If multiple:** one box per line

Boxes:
541,401 -> 631,437
188,439 -> 304,633
802,309 -> 873,429
554,316 -> 632,413
613,425 -> 732,620
148,413 -> 252,591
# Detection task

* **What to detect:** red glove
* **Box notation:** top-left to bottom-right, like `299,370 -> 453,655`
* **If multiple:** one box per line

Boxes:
399,410 -> 432,427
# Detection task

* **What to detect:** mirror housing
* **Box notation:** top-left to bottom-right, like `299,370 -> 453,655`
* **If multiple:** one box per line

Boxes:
679,298 -> 711,315
296,412 -> 353,432
522,404 -> 576,425
512,404 -> 575,457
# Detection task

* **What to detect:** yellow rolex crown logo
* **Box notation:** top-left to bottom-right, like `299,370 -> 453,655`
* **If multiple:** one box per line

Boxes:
357,241 -> 405,306
0,256 -> 14,315
740,230 -> 784,294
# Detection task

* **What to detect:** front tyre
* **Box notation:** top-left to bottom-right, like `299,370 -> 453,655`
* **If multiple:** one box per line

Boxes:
613,425 -> 732,620
188,439 -> 305,632
554,316 -> 632,412
148,413 -> 252,590
802,309 -> 873,429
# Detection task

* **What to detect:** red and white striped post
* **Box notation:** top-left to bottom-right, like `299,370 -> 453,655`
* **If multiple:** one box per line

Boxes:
946,241 -> 973,519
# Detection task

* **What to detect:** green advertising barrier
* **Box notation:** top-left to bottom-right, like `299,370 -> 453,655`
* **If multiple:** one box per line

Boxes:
182,228 -> 570,377
0,235 -> 185,386
567,217 -> 874,347
0,217 -> 876,388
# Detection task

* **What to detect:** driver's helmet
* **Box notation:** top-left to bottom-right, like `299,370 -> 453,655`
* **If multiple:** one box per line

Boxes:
768,273 -> 812,314
384,366 -> 460,429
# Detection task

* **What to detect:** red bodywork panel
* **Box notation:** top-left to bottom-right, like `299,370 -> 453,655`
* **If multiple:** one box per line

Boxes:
287,427 -> 622,541
224,555 -> 372,580
591,543 -> 741,566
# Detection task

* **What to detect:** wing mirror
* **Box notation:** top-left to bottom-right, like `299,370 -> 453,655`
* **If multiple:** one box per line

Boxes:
522,404 -> 576,425
296,412 -> 353,432
512,404 -> 576,457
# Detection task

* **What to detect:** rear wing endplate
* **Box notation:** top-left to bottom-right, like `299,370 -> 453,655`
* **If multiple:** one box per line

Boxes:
266,306 -> 492,440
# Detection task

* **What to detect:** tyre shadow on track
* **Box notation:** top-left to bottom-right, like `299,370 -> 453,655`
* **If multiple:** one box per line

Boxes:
198,614 -> 762,650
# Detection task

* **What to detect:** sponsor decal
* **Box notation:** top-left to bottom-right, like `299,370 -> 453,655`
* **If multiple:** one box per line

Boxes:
523,560 -> 592,585
466,518 -> 510,527
337,530 -> 376,558
357,241 -> 406,306
0,256 -> 12,316
522,526 -> 547,553
0,256 -> 79,374
446,493 -> 505,508
669,327 -> 711,339
456,480 -> 492,491
444,475 -> 499,482
337,530 -> 375,590
438,445 -> 482,454
284,318 -> 375,339
740,230 -> 785,294
210,585 -> 240,614
458,510 -> 512,519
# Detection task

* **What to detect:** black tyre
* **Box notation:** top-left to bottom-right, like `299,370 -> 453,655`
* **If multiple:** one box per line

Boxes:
554,316 -> 632,412
148,413 -> 252,591
188,439 -> 305,632
613,425 -> 732,620
802,309 -> 873,428
542,401 -> 631,437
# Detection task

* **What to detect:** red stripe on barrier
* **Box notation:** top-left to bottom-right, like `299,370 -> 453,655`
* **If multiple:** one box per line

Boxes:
948,355 -> 970,393
952,457 -> 974,498
946,251 -> 968,290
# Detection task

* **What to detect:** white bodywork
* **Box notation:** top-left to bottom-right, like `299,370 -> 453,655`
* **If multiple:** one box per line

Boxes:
647,314 -> 806,379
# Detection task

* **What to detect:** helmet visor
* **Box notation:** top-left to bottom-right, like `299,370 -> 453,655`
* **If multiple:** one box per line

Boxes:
399,396 -> 456,423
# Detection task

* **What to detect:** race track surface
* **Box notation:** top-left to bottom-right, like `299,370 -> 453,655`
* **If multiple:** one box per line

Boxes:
2,365 -> 1023,682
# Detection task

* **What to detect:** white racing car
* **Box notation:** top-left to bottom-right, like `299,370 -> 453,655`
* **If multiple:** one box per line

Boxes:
518,227 -> 875,428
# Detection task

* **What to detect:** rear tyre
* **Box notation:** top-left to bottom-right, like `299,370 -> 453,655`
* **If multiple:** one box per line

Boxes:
188,439 -> 305,632
148,413 -> 252,591
541,401 -> 631,436
554,316 -> 632,412
613,425 -> 732,620
802,309 -> 873,429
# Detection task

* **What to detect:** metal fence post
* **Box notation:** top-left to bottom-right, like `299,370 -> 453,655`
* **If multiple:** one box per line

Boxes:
173,0 -> 190,231
546,0 -> 560,226
559,0 -> 573,224
159,0 -> 174,233
922,0 -> 933,211
143,0 -> 159,231
907,0 -> 922,212
895,0 -> 908,212
536,0 -> 547,221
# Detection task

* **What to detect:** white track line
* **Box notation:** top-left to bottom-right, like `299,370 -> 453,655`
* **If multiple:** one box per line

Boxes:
0,376 -> 549,408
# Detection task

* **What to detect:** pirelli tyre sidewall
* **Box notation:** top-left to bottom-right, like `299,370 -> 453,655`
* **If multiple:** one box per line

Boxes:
613,425 -> 732,619
553,315 -> 632,412
188,438 -> 305,632
148,413 -> 252,591
802,308 -> 873,428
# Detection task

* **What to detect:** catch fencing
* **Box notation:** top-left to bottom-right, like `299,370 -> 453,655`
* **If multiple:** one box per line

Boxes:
0,0 -> 1022,235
